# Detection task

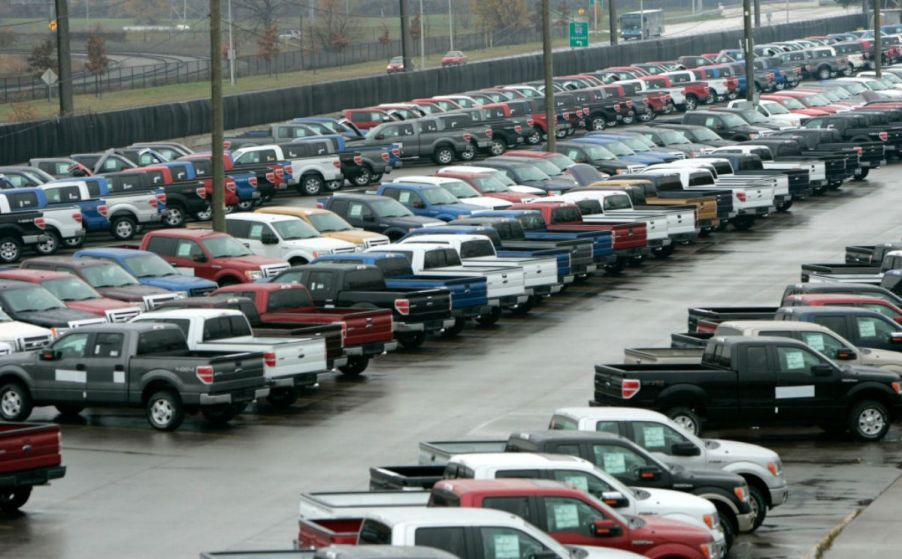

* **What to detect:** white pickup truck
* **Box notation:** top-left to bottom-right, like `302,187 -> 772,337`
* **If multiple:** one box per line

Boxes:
133,307 -> 327,407
232,143 -> 344,196
691,157 -> 794,212
392,176 -> 512,209
224,213 -> 359,266
0,308 -> 53,353
726,100 -> 805,128
0,189 -> 85,256
711,145 -> 828,195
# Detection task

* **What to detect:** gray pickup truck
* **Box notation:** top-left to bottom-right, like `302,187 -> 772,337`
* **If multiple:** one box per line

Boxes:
364,118 -> 473,165
0,322 -> 268,431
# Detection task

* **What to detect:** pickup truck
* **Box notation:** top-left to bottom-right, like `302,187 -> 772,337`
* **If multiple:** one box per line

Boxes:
802,114 -> 894,179
681,111 -> 772,142
39,180 -> 109,245
20,256 -> 183,311
292,134 -> 391,187
774,305 -> 902,353
179,152 -> 272,208
709,145 -> 824,197
0,423 -> 66,513
0,322 -> 269,430
120,165 -> 210,227
202,547 -> 453,559
318,194 -> 445,241
372,183 -> 482,221
134,308 -> 326,407
475,158 -> 577,194
232,144 -> 343,196
313,252 -> 488,336
784,293 -> 902,322
390,176 -> 511,210
213,282 -> 395,375
269,263 -> 453,349
156,159 -> 241,216
0,187 -> 84,256
362,118 -> 473,165
618,171 -> 733,228
593,336 -> 902,441
639,74 -> 712,111
88,173 -> 166,240
225,213 -> 359,266
0,194 -> 48,263
782,282 -> 902,308
257,207 -> 390,250
223,122 -> 323,150
673,156 -> 793,212
845,241 -> 902,265
550,406 -> 788,531
73,247 -> 218,296
800,249 -> 902,284
0,279 -> 106,329
770,128 -> 880,183
140,229 -> 290,286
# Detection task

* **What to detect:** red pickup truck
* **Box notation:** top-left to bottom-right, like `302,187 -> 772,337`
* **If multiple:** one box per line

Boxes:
434,169 -> 537,203
0,269 -> 141,322
430,479 -> 716,559
214,283 -> 397,375
511,201 -> 648,271
0,423 -> 66,513
140,229 -> 289,286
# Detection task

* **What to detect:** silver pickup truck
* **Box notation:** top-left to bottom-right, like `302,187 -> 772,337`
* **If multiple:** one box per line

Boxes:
88,175 -> 166,240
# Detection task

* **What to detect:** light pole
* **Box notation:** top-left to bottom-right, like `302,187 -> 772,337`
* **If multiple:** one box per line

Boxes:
210,0 -> 225,233
227,0 -> 235,85
639,0 -> 644,40
419,0 -> 425,70
875,0 -> 882,78
743,0 -> 755,102
448,0 -> 453,51
542,0 -> 556,150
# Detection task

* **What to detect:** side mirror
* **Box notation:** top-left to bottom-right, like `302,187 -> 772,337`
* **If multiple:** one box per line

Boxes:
192,254 -> 207,263
636,465 -> 663,481
261,233 -> 279,245
591,519 -> 623,538
39,349 -> 57,361
600,491 -> 629,508
375,134 -> 386,140
671,441 -> 702,456
835,348 -> 857,361
811,363 -> 834,377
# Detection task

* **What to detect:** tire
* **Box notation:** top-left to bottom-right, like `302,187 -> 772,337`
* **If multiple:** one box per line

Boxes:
0,237 -> 21,264
748,485 -> 768,530
853,167 -> 870,181
653,244 -> 674,259
396,331 -> 426,349
201,403 -> 245,425
194,205 -> 212,221
433,146 -> 455,165
719,510 -> 736,551
554,128 -> 568,139
145,390 -> 185,431
266,387 -> 299,409
370,173 -> 383,183
459,143 -> 478,161
237,200 -> 254,211
34,229 -> 60,255
638,110 -> 653,122
489,139 -> 506,156
217,276 -> 240,287
338,355 -> 370,376
848,400 -> 890,441
685,96 -> 699,111
510,296 -> 534,316
62,236 -> 85,248
776,200 -> 793,212
664,101 -> 675,114
163,204 -> 186,227
666,406 -> 702,435
0,487 -> 32,513
55,404 -> 84,417
589,115 -> 606,131
732,215 -> 755,231
441,317 -> 467,337
111,216 -> 137,241
351,169 -> 371,187
605,258 -> 626,274
818,66 -> 831,80
622,111 -> 636,125
300,174 -> 324,196
326,180 -> 343,192
0,382 -> 31,422
775,81 -> 785,90
476,306 -> 502,326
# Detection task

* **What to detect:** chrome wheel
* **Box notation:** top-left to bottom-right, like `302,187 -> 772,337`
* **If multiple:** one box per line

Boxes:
0,240 -> 20,263
195,207 -> 212,220
858,408 -> 886,436
1,389 -> 21,418
151,398 -> 174,427
163,207 -> 184,227
114,219 -> 135,240
672,414 -> 698,434
237,201 -> 254,211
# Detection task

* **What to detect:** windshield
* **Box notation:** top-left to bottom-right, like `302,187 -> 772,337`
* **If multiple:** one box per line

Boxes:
470,175 -> 509,193
737,109 -> 768,124
621,14 -> 642,30
619,137 -> 650,152
655,129 -> 691,144
544,154 -> 574,171
42,277 -> 99,301
582,144 -> 618,160
763,102 -> 790,115
307,212 -> 353,232
839,82 -> 867,94
202,236 -> 252,258
688,126 -> 722,141
597,140 -> 634,157
125,254 -> 175,278
803,94 -> 830,107
487,170 -> 516,186
604,194 -> 633,210
389,56 -> 402,64
81,264 -> 139,288
827,86 -> 853,99
3,287 -> 66,312
513,165 -> 551,182
720,113 -> 749,127
370,198 -> 413,217
420,187 -> 460,205
816,89 -> 841,101
780,97 -> 806,109
438,180 -> 480,198
523,158 -> 564,177
864,79 -> 888,91
272,219 -> 319,240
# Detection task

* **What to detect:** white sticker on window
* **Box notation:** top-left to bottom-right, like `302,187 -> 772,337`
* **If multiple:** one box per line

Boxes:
642,426 -> 666,449
552,503 -> 580,529
248,224 -> 264,239
802,333 -> 825,352
349,204 -> 363,218
858,319 -> 877,338
784,350 -> 805,370
176,242 -> 193,257
492,535 -> 520,559
602,453 -> 627,474
562,475 -> 589,492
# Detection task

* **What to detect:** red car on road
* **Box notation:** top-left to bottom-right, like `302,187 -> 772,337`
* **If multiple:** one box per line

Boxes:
441,50 -> 467,67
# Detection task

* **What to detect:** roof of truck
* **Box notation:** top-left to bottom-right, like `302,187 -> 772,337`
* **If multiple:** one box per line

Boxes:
509,430 -> 625,445
449,452 -> 589,468
75,247 -> 150,258
785,293 -> 897,306
138,308 -> 243,320
778,305 -> 888,318
226,212 -> 297,224
363,506 -> 525,529
553,407 -> 670,422
716,320 -> 834,332
433,478 -> 575,496
22,256 -> 107,268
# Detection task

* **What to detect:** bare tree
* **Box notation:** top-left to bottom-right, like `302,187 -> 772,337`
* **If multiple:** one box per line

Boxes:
232,0 -> 303,29
311,0 -> 351,53
257,25 -> 281,75
85,32 -> 111,98
27,39 -> 57,77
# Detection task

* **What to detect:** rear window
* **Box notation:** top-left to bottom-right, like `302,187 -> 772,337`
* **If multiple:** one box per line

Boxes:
202,315 -> 253,340
551,207 -> 582,224
3,191 -> 39,209
460,240 -> 495,258
374,257 -> 414,277
550,415 -> 578,430
428,490 -> 461,507
344,269 -> 385,290
137,328 -> 187,354
423,248 -> 462,269
267,288 -> 313,311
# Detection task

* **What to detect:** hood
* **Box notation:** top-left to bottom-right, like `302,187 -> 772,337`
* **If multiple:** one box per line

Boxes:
632,514 -> 714,545
704,139 -> 738,147
858,347 -> 902,371
486,192 -> 536,203
536,179 -> 578,193
0,322 -> 53,348
323,230 -> 388,247
140,273 -> 218,292
702,438 -> 780,465
566,546 -> 647,559
839,362 -> 902,383
283,236 -> 358,253
65,297 -> 136,316
388,215 -> 445,228
669,463 -> 749,492
214,255 -> 288,270
98,284 -> 172,302
460,196 -> 512,209
431,202 -> 485,215
16,307 -> 103,328
634,487 -> 717,517
625,153 -> 668,164
509,185 -> 547,195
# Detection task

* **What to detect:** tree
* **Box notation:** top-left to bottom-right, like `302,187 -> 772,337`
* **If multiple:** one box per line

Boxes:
85,33 -> 110,97
233,0 -> 303,30
378,25 -> 392,46
257,25 -> 281,75
311,0 -> 351,53
27,39 -> 56,77
120,0 -> 170,24
409,13 -> 421,42
470,0 -> 529,46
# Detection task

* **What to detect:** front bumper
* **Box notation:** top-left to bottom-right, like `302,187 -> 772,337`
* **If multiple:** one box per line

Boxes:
769,481 -> 790,508
736,510 -> 756,533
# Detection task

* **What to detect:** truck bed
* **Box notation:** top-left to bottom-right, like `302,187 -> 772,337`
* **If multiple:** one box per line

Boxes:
418,440 -> 508,466
800,262 -> 881,283
369,465 -> 445,491
297,518 -> 362,549
670,331 -> 715,349
593,362 -> 733,406
263,309 -> 393,348
623,347 -> 704,364
299,490 -> 429,520
687,306 -> 779,333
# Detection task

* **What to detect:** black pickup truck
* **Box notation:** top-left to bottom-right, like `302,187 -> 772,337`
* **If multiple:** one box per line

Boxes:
800,249 -> 902,283
593,336 -> 902,441
0,208 -> 50,264
846,241 -> 902,265
319,193 -> 444,241
728,140 -> 845,193
770,128 -> 881,182
802,114 -> 893,178
269,263 -> 453,349
0,322 -> 268,430
0,279 -> 106,329
569,88 -> 622,131
699,151 -> 813,202
686,306 -> 778,332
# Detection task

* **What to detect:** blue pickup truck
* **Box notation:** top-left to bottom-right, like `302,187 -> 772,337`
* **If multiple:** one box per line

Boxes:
372,183 -> 482,221
313,252 -> 489,335
40,180 -> 110,239
74,247 -> 219,296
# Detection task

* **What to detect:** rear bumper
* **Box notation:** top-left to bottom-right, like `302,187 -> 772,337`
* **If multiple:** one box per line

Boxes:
346,340 -> 399,356
395,318 -> 456,333
270,373 -> 320,388
0,465 -> 66,488
500,294 -> 530,308
200,387 -> 270,405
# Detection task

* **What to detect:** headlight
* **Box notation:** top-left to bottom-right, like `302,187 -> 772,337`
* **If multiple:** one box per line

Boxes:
734,486 -> 748,502
615,168 -> 624,174
748,133 -> 758,140
175,291 -> 188,299
703,513 -> 717,530
244,270 -> 263,280
767,462 -> 782,477
699,543 -> 712,559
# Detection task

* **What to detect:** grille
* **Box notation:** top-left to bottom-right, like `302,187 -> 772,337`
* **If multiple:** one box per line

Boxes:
106,307 -> 142,323
261,263 -> 290,277
19,335 -> 52,351
367,238 -> 390,248
144,293 -> 184,310
190,287 -> 216,297
333,247 -> 357,254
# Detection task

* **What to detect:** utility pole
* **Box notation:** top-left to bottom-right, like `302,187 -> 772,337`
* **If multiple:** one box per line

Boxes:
55,0 -> 74,116
754,0 -> 760,27
609,0 -> 617,45
419,0 -> 425,70
448,0 -> 453,51
227,0 -> 235,85
210,0 -> 226,232
875,0 -> 882,78
400,0 -> 412,71
743,0 -> 755,102
542,0 -> 556,150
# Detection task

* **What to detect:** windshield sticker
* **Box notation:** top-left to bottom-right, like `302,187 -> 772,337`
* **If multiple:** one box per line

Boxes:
858,319 -> 878,338
783,350 -> 805,370
552,503 -> 580,529
802,333 -> 825,352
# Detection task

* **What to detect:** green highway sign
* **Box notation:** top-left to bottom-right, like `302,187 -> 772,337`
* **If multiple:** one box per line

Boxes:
569,21 -> 589,48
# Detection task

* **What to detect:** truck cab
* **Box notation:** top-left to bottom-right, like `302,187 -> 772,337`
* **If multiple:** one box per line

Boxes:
373,183 -> 482,221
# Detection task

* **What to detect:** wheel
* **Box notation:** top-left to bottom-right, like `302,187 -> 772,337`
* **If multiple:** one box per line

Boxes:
145,390 -> 185,431
666,407 -> 701,435
510,296 -> 534,315
489,139 -> 506,156
163,204 -> 186,227
818,66 -> 831,80
237,200 -> 255,211
433,146 -> 455,165
217,276 -> 240,287
55,404 -> 84,417
266,388 -> 299,409
554,128 -> 568,139
370,173 -> 383,183
638,110 -> 653,122
776,200 -> 793,212
338,355 -> 370,376
476,306 -> 502,326
848,400 -> 890,441
0,382 -> 31,422
719,510 -> 736,551
62,236 -> 84,248
853,167 -> 870,181
326,180 -> 343,192
653,245 -> 674,259
34,229 -> 60,255
111,216 -> 137,241
0,237 -> 21,264
194,205 -> 212,221
201,402 -> 245,425
396,331 -> 426,349
748,485 -> 768,530
459,143 -> 478,161
732,215 -> 755,231
589,115 -> 606,131
441,317 -> 467,337
299,174 -> 324,196
0,487 -> 32,513
622,111 -> 636,125
775,81 -> 785,90
664,101 -> 675,114
526,128 -> 543,145
605,258 -> 626,274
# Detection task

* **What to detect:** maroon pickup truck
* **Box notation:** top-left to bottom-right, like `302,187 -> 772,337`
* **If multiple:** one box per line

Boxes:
0,423 -> 65,513
215,283 -> 397,376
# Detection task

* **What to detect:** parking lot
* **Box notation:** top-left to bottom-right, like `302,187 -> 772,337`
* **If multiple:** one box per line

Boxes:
0,161 -> 898,559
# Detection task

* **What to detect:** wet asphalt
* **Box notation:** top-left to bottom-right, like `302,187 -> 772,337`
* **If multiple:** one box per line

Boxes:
3,164 -> 902,559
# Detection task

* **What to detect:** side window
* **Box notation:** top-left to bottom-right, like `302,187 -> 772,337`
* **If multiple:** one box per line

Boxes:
4,192 -> 38,209
423,250 -> 443,269
175,240 -> 203,259
483,497 -> 532,522
566,148 -> 581,161
812,315 -> 847,336
548,470 -> 613,498
479,527 -> 547,559
260,149 -> 278,163
420,120 -> 438,133
399,191 -> 425,209
91,333 -> 123,358
542,497 -> 605,535
381,188 -> 400,200
399,124 -> 416,136
775,345 -> 822,374
590,444 -> 650,481
358,520 -> 392,545
595,421 -> 620,435
632,421 -> 690,455
225,219 -> 250,238
745,346 -> 769,373
329,198 -> 348,215
86,182 -> 102,198
495,469 -> 541,479
247,223 -> 266,241
52,333 -> 90,358
414,527 -> 468,559
854,316 -> 894,342
306,271 -> 333,295
347,202 -> 372,220
146,236 -> 176,256
551,443 -> 581,459
798,331 -> 845,358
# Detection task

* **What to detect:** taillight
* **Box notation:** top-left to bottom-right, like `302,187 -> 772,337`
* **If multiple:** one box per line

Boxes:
223,140 -> 231,149
196,365 -> 214,384
621,379 -> 641,399
340,321 -> 347,344
563,111 -> 570,119
249,177 -> 258,187
226,180 -> 236,192
513,125 -> 522,134
391,147 -> 401,157
463,132 -> 473,142
737,191 -> 747,202
155,192 -> 166,205
394,299 -> 410,315
485,128 -> 493,138
196,187 -> 207,198
149,198 -> 158,208
527,118 -> 535,127
332,159 -> 342,169
97,204 -> 108,217
880,131 -> 889,141
35,217 -> 45,230
263,351 -> 276,368
353,154 -> 364,166
381,152 -> 390,161
72,212 -> 82,223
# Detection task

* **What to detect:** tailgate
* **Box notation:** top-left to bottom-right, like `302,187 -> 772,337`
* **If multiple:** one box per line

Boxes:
404,290 -> 453,323
203,353 -> 265,393
593,365 -> 628,402
344,311 -> 394,346
0,424 -> 61,475
610,223 -> 647,250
